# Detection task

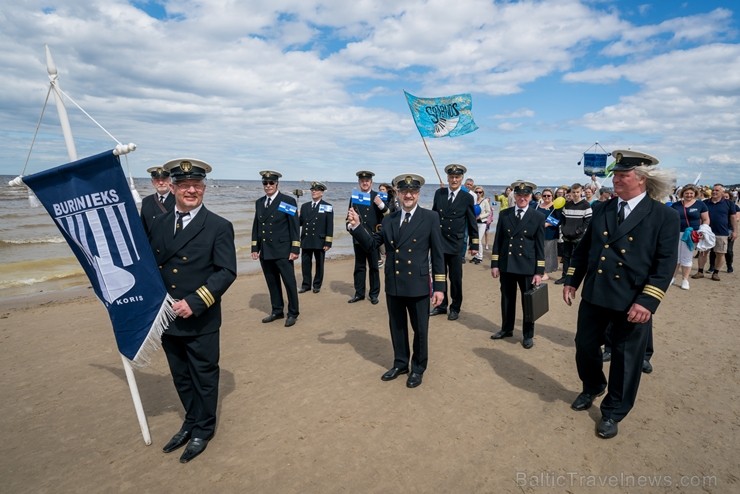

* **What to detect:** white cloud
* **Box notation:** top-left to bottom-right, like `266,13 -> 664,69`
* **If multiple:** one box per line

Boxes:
1,0 -> 739,186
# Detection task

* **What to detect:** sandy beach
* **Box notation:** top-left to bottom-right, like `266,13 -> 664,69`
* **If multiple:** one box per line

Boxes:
1,257 -> 737,493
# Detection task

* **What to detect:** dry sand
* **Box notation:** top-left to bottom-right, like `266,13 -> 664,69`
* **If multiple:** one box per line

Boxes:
1,258 -> 738,493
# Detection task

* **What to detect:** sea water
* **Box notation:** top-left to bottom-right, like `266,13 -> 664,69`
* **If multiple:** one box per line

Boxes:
0,175 -> 508,298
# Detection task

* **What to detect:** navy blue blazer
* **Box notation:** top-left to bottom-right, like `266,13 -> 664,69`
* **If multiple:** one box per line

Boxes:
299,200 -> 334,250
351,207 -> 446,297
491,206 -> 545,275
431,187 -> 479,254
251,191 -> 300,260
566,196 -> 679,313
149,206 -> 237,336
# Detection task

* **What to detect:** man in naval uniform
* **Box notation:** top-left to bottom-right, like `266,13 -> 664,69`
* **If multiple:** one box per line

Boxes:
490,181 -> 545,349
347,170 -> 388,305
563,149 -> 679,439
347,173 -> 446,389
299,181 -> 333,293
430,164 -> 479,321
149,158 -> 237,463
140,165 -> 175,235
251,171 -> 301,327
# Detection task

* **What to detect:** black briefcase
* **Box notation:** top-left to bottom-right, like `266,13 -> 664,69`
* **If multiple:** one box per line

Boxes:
523,283 -> 549,323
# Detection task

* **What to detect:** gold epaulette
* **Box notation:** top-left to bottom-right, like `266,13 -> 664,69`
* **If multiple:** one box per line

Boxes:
196,286 -> 215,308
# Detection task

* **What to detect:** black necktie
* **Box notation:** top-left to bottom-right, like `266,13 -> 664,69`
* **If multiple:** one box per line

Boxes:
618,201 -> 627,225
159,195 -> 165,204
516,209 -> 523,220
266,197 -> 272,208
448,193 -> 454,206
175,211 -> 190,236
313,202 -> 318,211
401,212 -> 411,228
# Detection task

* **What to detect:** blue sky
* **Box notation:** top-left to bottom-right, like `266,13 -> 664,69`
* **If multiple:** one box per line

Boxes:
1,0 -> 739,187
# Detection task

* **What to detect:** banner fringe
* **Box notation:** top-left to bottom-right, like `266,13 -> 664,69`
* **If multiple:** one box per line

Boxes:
129,294 -> 177,368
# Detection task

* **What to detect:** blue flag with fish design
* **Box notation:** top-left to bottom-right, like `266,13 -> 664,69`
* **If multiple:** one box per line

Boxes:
405,91 -> 479,138
23,150 -> 174,366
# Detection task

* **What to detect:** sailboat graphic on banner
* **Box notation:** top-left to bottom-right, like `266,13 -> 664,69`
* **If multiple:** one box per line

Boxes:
56,203 -> 139,304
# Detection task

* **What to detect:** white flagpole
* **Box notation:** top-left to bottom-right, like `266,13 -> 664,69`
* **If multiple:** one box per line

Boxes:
45,45 -> 77,162
121,355 -> 152,445
46,45 -> 152,445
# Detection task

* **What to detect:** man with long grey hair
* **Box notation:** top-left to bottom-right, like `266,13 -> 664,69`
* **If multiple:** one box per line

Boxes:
562,149 -> 679,439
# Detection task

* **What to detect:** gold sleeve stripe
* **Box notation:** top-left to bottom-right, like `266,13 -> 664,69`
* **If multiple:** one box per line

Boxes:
642,285 -> 665,300
325,236 -> 333,242
196,286 -> 215,307
433,274 -> 446,281
471,238 -> 480,244
537,260 -> 545,266
251,240 -> 257,246
291,241 -> 301,247
566,267 -> 576,275
491,254 -> 499,260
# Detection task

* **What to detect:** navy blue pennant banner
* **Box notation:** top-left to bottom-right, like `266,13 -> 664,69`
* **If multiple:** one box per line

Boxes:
23,150 -> 174,366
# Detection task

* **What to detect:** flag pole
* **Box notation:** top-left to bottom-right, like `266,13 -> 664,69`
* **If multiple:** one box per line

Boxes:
420,136 -> 444,186
121,355 -> 152,445
46,45 -> 152,445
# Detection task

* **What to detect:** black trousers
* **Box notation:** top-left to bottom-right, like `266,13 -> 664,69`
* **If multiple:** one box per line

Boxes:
561,240 -> 578,277
162,331 -> 220,439
499,271 -> 534,338
352,243 -> 380,299
301,248 -> 325,290
575,300 -> 650,422
439,252 -> 463,312
260,257 -> 299,317
604,322 -> 654,361
386,294 -> 430,374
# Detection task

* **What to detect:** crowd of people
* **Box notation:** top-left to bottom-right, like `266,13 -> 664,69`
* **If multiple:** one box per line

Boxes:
138,154 -> 737,461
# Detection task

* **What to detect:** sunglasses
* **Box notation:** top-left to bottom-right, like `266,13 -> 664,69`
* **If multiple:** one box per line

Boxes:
262,180 -> 277,186
476,190 -> 483,194
542,194 -> 552,197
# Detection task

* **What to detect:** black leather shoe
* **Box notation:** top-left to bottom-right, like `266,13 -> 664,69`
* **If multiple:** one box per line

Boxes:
162,430 -> 190,453
285,316 -> 297,327
596,417 -> 618,439
642,360 -> 653,374
554,277 -> 566,285
522,337 -> 534,349
298,287 -> 309,293
571,390 -> 605,411
179,437 -> 209,463
370,297 -> 379,305
348,295 -> 365,303
602,350 -> 611,362
381,367 -> 409,381
429,307 -> 447,316
406,372 -> 423,388
262,313 -> 284,323
490,330 -> 513,340
447,311 -> 459,321
312,288 -> 320,293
